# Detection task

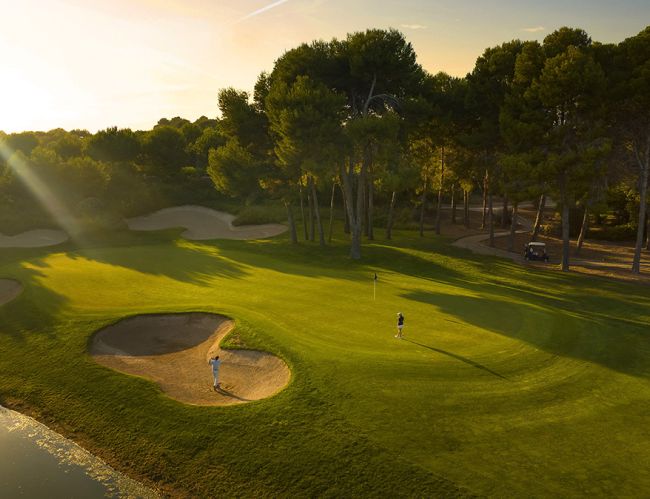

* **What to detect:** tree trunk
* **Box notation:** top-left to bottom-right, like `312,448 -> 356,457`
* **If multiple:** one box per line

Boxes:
353,157 -> 368,258
481,171 -> 488,229
299,181 -> 308,240
363,185 -> 369,238
450,183 -> 456,224
645,210 -> 650,250
560,182 -> 571,272
464,190 -> 470,228
328,182 -> 336,244
576,204 -> 589,255
632,145 -> 649,273
308,188 -> 315,242
285,200 -> 298,244
340,163 -> 363,260
488,191 -> 494,247
340,183 -> 350,234
508,201 -> 518,252
310,178 -> 325,247
532,193 -> 546,242
419,181 -> 427,237
367,174 -> 374,240
435,146 -> 445,235
501,196 -> 508,228
386,191 -> 396,240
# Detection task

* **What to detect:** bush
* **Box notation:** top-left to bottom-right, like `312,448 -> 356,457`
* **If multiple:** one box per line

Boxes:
588,224 -> 637,241
232,204 -> 287,226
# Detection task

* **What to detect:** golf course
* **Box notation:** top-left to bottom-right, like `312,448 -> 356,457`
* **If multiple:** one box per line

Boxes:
1,220 -> 648,497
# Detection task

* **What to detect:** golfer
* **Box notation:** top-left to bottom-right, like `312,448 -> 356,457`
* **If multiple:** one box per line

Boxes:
395,312 -> 405,339
208,355 -> 221,390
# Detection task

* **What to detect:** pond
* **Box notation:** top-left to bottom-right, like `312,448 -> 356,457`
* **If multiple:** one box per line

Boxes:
0,405 -> 156,498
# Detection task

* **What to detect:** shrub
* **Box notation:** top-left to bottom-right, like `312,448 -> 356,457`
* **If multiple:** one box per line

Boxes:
232,205 -> 286,226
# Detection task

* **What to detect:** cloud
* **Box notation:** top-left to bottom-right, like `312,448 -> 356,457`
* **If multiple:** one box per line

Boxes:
238,0 -> 291,22
521,26 -> 546,33
400,24 -> 428,30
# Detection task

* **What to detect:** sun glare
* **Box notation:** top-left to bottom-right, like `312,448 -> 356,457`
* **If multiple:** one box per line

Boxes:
0,140 -> 80,238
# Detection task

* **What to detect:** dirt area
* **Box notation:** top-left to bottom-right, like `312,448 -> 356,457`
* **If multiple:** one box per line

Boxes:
0,279 -> 23,305
90,313 -> 291,406
490,231 -> 650,284
126,205 -> 287,240
0,229 -> 68,248
446,203 -> 650,284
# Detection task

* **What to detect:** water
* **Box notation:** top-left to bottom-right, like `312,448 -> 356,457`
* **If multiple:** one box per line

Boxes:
0,405 -> 157,498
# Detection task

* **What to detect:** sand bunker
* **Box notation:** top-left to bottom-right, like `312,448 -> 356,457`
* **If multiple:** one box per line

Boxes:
90,313 -> 291,406
126,205 -> 287,240
0,229 -> 68,248
0,279 -> 23,305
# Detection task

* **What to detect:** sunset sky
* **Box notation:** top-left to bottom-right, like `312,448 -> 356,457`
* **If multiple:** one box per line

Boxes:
1,0 -> 648,133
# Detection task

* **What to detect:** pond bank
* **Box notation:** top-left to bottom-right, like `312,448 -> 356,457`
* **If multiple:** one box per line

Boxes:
0,404 -> 157,498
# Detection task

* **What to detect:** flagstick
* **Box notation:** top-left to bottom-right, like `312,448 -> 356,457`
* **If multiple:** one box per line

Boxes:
373,278 -> 376,301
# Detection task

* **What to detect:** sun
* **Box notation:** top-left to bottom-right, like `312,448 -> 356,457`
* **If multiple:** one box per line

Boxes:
0,67 -> 56,133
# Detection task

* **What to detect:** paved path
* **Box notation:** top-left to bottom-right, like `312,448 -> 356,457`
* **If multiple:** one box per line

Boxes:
452,230 -> 526,262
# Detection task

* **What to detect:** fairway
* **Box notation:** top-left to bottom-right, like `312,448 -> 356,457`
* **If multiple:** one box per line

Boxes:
1,230 -> 649,497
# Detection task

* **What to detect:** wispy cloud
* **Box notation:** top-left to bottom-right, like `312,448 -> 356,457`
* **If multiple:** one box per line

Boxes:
239,0 -> 291,22
401,24 -> 427,30
521,26 -> 545,33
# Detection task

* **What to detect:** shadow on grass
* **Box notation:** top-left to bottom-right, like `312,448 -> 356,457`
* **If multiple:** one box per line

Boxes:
403,338 -> 509,380
0,253 -> 70,341
73,241 -> 249,286
402,289 -> 650,379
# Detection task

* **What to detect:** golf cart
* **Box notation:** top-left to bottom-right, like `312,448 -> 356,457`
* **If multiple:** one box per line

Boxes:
523,241 -> 549,262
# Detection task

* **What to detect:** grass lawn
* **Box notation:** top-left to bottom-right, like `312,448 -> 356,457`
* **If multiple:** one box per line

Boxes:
0,228 -> 649,497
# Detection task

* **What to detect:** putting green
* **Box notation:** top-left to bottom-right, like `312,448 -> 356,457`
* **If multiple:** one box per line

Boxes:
0,231 -> 648,497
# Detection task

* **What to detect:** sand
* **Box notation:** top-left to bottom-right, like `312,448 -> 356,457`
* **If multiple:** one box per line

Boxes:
0,279 -> 23,305
90,313 -> 291,406
0,229 -> 68,248
126,206 -> 287,240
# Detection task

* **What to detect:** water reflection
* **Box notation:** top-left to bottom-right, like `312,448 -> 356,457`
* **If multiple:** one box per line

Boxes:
0,405 -> 157,498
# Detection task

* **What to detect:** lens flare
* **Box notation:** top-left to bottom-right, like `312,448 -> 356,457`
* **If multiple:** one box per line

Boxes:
0,139 -> 80,239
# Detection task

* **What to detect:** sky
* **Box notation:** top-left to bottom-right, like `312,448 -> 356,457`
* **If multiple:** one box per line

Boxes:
1,0 -> 648,133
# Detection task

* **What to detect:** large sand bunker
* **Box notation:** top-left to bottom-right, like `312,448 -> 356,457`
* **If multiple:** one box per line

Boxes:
0,279 -> 23,305
126,205 -> 287,240
90,313 -> 291,406
0,229 -> 68,248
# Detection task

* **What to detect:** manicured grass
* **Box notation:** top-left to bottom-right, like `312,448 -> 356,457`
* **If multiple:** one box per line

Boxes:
1,228 -> 649,497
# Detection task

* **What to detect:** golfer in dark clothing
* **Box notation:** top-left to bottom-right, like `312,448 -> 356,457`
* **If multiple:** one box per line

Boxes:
395,312 -> 404,339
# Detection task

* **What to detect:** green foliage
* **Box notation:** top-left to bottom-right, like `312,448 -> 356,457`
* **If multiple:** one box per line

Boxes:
142,126 -> 187,177
232,204 -> 287,226
207,139 -> 262,200
188,127 -> 225,169
267,75 -> 346,182
87,127 -> 140,163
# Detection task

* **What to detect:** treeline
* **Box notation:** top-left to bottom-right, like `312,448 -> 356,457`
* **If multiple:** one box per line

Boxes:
1,26 -> 648,273
0,117 -> 224,234
207,26 -> 650,271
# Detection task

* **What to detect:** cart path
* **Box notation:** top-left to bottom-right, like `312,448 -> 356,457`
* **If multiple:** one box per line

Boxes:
452,230 -> 527,262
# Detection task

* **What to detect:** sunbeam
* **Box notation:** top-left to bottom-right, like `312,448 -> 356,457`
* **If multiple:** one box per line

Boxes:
0,139 -> 80,239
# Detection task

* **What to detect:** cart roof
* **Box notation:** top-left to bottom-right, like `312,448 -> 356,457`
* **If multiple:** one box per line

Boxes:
527,242 -> 546,247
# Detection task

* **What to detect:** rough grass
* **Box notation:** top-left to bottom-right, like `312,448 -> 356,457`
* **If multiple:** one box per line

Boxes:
0,227 -> 649,497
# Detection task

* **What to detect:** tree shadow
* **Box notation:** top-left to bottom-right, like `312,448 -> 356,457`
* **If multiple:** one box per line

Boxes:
402,338 -> 509,380
0,251 -> 70,340
402,289 -> 650,379
69,239 -> 249,286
